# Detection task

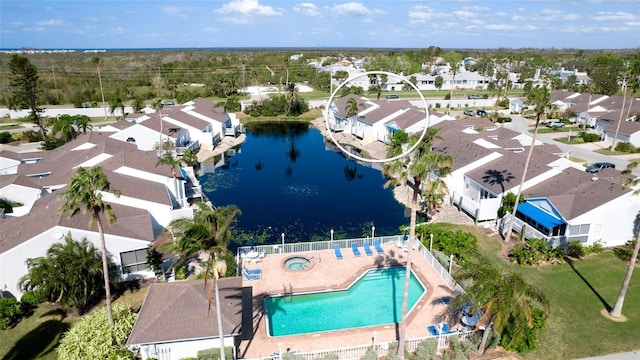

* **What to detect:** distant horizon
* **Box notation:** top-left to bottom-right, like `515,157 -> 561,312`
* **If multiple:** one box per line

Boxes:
2,1 -> 638,49
2,46 -> 639,52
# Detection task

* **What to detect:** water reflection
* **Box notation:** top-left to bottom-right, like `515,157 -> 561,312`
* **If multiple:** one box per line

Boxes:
199,122 -> 408,245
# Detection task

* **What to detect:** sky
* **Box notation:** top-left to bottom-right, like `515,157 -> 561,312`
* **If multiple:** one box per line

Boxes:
1,0 -> 639,50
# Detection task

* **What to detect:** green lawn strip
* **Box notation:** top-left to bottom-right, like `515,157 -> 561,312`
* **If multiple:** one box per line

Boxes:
0,124 -> 21,130
1,286 -> 149,359
465,225 -> 640,359
594,148 -> 635,156
0,306 -> 77,360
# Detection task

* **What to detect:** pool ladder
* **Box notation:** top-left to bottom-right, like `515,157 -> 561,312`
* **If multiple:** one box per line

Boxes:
283,283 -> 293,301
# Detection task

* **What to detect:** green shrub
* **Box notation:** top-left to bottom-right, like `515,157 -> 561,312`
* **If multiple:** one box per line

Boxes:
566,241 -> 585,258
0,131 -> 12,144
175,264 -> 187,280
435,103 -> 441,108
19,290 -> 44,310
11,132 -> 24,141
614,142 -> 634,153
501,307 -> 547,353
409,338 -> 437,360
584,241 -> 605,254
580,132 -> 600,142
22,130 -> 44,142
0,297 -> 23,330
57,303 -> 136,360
416,225 -> 479,264
197,346 -> 234,360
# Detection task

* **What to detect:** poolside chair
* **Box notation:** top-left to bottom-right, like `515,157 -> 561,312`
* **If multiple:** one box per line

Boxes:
363,241 -> 373,256
427,324 -> 440,336
351,243 -> 361,257
244,266 -> 262,275
374,239 -> 384,254
242,268 -> 262,281
439,322 -> 455,334
333,244 -> 344,260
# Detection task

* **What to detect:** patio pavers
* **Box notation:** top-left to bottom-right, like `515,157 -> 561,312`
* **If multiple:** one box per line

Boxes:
236,243 -> 456,359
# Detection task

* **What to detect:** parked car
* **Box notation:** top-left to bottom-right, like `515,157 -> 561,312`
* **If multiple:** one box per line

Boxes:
585,162 -> 615,173
463,109 -> 475,116
545,120 -> 565,128
467,94 -> 483,99
386,94 -> 399,99
161,99 -> 175,106
476,109 -> 487,116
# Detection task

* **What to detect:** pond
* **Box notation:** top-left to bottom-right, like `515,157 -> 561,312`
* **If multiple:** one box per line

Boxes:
199,122 -> 408,245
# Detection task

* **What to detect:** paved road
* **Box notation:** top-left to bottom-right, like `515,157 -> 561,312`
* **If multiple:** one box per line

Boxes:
503,114 -> 640,175
578,350 -> 640,360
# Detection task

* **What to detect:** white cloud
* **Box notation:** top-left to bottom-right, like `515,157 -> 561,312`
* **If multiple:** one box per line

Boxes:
536,9 -> 582,21
162,6 -> 196,20
36,19 -> 63,26
592,11 -> 636,21
328,2 -> 378,16
215,0 -> 283,16
408,6 -> 448,24
293,2 -> 322,17
203,27 -> 219,32
8,21 -> 24,26
23,27 -> 45,32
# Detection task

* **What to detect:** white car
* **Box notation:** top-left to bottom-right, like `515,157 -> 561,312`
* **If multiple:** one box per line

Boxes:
546,120 -> 564,128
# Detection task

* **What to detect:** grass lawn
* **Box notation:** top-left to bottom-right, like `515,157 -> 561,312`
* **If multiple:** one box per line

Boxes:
0,285 -> 150,359
0,306 -> 76,360
466,227 -> 640,359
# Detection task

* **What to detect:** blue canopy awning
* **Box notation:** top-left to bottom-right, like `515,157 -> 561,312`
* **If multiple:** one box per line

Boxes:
517,202 -> 564,230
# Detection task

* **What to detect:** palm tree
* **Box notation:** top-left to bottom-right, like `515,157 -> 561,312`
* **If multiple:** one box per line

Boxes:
109,91 -> 126,120
170,203 -> 242,360
368,84 -> 382,100
19,233 -> 104,311
59,167 -> 121,326
153,98 -> 165,155
421,177 -> 448,217
285,82 -> 298,116
92,56 -> 107,120
454,258 -> 550,354
383,128 -> 442,359
503,86 -> 551,240
610,159 -> 640,318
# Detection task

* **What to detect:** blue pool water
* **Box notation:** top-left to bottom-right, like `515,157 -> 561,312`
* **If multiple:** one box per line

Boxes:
265,267 -> 425,336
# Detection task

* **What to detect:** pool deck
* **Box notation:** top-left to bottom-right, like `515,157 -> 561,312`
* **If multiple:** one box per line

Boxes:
237,243 -> 457,359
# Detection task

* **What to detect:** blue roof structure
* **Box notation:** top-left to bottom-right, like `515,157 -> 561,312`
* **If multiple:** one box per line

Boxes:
517,202 -> 564,230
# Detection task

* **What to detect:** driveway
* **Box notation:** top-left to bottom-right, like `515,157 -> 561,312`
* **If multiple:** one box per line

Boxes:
503,115 -> 640,175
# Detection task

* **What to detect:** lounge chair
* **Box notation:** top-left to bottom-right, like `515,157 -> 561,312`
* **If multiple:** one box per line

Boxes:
363,241 -> 373,256
351,243 -> 361,257
374,239 -> 384,254
242,268 -> 261,280
439,322 -> 455,334
427,324 -> 440,336
244,266 -> 262,275
333,244 -> 344,260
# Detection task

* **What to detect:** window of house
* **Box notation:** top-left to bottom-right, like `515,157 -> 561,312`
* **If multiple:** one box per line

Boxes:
120,248 -> 149,273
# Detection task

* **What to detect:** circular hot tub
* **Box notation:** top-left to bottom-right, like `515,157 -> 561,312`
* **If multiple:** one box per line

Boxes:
284,256 -> 312,271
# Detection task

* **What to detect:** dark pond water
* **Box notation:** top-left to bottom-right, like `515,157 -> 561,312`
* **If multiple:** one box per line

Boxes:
199,122 -> 408,246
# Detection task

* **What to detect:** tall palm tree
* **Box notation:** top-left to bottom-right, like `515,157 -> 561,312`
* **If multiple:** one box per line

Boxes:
383,127 -> 442,359
368,84 -> 382,100
421,177 -> 448,216
503,86 -> 551,240
610,159 -> 640,318
454,258 -> 550,354
285,82 -> 298,116
109,92 -> 126,120
59,167 -> 121,326
92,56 -> 107,120
153,98 -> 165,156
170,203 -> 241,360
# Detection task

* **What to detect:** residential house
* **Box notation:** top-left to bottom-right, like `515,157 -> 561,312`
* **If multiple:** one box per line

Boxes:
0,192 -> 156,299
504,167 -> 639,247
126,278 -> 245,360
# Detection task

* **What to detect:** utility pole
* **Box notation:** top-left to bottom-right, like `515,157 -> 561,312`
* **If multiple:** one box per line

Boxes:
611,63 -> 629,150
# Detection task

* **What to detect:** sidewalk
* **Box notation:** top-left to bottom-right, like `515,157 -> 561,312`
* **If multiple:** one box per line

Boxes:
578,350 -> 640,360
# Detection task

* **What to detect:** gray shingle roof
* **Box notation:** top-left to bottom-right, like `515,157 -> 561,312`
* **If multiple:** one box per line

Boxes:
0,191 -> 154,254
524,167 -> 629,219
126,278 -> 244,346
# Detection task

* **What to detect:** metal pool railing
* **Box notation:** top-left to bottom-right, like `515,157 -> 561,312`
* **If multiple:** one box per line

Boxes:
236,234 -> 460,288
251,330 -> 474,360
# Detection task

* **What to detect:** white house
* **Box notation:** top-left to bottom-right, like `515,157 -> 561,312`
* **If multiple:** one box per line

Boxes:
126,278 -> 244,360
0,192 -> 156,299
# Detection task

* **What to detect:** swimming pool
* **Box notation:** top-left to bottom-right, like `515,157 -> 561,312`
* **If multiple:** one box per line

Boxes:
265,267 -> 426,337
